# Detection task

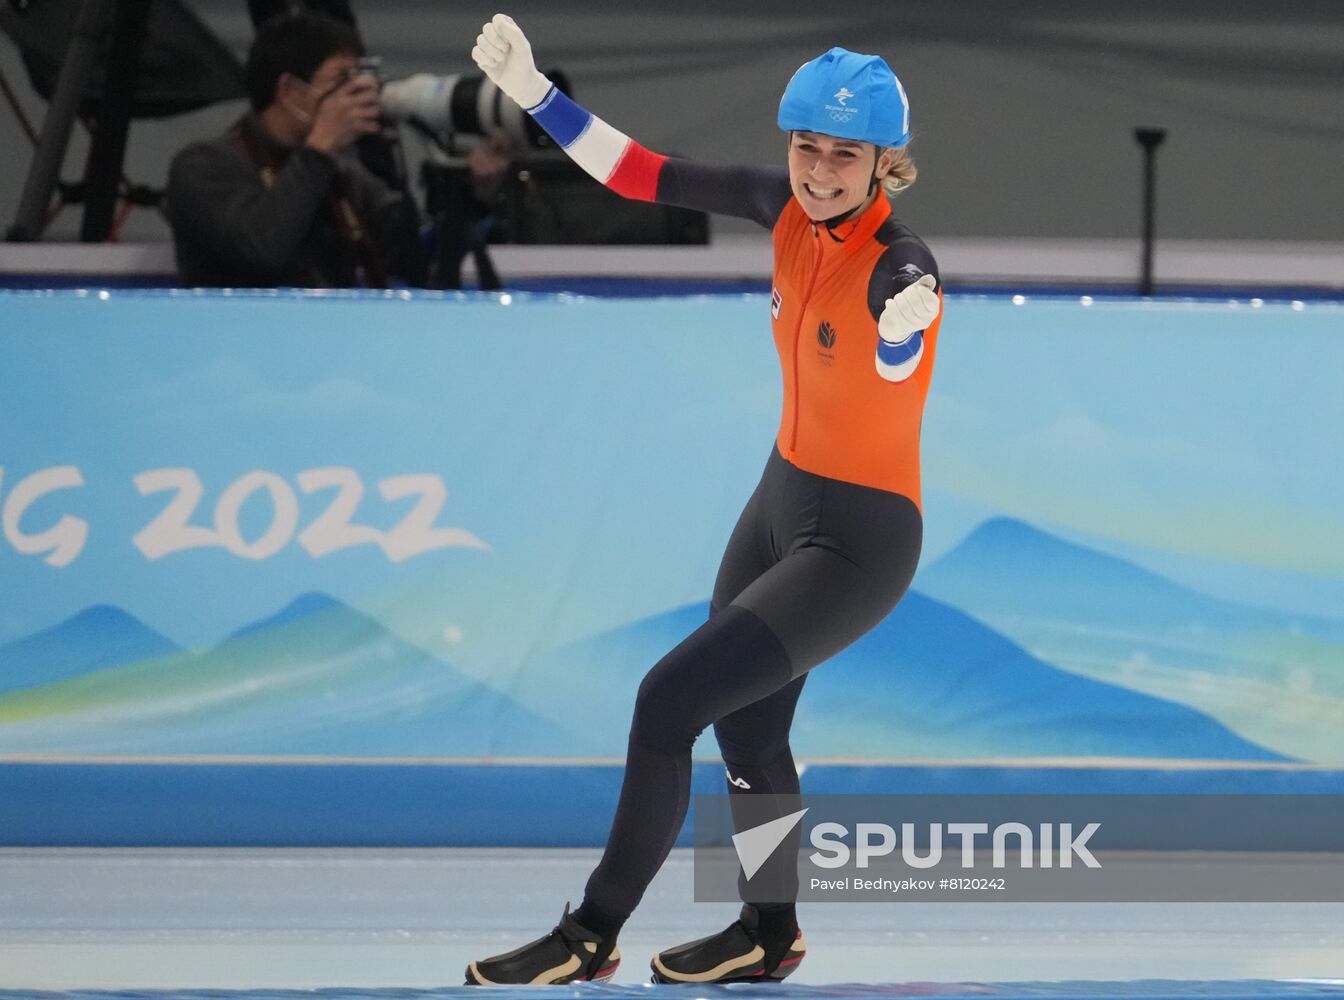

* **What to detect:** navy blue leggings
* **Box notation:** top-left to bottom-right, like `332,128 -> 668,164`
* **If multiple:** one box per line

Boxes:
578,447 -> 922,929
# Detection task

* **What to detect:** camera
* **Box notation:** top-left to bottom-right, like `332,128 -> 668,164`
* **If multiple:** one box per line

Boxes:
350,54 -> 384,86
380,70 -> 569,150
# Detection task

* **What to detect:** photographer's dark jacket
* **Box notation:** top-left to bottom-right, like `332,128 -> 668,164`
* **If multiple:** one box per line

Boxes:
166,113 -> 419,288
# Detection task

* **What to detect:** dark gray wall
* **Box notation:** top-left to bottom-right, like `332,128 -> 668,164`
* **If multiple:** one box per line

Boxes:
3,1 -> 1342,242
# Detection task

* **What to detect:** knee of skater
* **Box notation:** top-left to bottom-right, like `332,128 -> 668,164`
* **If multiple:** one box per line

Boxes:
630,674 -> 706,752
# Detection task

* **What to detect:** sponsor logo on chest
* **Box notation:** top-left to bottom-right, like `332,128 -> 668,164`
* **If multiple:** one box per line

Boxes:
816,320 -> 837,366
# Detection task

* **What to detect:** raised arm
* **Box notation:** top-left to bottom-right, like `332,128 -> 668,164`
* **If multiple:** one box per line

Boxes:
472,14 -> 790,229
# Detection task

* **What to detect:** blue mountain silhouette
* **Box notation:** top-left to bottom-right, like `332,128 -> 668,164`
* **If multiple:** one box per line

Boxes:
919,517 -> 1344,642
226,591 -> 346,640
0,605 -> 179,695
0,593 -> 569,757
525,595 -> 1287,762
801,591 -> 1287,761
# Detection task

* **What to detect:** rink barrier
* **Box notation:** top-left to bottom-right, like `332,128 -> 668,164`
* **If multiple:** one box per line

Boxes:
1,759 -> 1342,847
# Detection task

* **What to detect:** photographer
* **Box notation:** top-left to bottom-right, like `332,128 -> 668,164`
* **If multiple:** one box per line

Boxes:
165,13 -> 421,288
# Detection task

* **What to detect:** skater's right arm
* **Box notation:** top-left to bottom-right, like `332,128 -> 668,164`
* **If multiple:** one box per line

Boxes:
472,14 -> 791,229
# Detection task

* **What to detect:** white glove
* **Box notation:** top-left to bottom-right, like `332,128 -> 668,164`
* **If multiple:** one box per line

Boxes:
471,13 -> 551,110
879,273 -> 940,343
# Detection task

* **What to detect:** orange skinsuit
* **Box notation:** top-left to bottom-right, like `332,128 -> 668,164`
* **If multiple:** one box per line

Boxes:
642,154 -> 941,507
770,192 -> 942,505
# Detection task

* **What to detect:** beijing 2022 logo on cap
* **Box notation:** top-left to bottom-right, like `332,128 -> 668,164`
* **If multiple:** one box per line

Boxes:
825,87 -> 857,122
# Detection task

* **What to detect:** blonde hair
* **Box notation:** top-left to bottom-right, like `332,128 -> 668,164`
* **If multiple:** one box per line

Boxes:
880,145 -> 917,199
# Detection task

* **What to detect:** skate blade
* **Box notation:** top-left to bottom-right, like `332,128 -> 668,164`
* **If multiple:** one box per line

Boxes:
649,960 -> 803,985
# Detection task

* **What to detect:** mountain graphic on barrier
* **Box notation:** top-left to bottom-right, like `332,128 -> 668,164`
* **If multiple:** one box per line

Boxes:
0,593 -> 567,756
0,605 -> 180,695
919,517 -> 1344,645
916,518 -> 1344,763
0,521 -> 1324,761
508,589 -> 1288,763
794,591 -> 1285,761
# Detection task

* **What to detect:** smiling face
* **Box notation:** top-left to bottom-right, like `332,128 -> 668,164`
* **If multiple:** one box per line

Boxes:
787,131 -> 891,222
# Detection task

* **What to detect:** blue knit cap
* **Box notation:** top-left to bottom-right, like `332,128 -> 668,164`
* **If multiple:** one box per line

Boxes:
778,47 -> 910,147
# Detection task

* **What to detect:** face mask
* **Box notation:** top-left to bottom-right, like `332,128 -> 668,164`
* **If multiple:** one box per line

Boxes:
281,97 -> 312,125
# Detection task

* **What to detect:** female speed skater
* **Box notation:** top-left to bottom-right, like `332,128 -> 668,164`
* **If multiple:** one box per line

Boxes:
464,13 -> 943,986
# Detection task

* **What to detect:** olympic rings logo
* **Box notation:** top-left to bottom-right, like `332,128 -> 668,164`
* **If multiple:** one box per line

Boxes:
829,111 -> 854,122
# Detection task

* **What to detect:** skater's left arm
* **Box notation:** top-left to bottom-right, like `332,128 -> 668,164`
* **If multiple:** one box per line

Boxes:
869,240 -> 941,384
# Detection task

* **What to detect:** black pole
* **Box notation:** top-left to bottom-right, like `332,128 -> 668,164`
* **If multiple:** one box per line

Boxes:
1134,127 -> 1166,297
6,0 -> 116,241
80,0 -> 155,242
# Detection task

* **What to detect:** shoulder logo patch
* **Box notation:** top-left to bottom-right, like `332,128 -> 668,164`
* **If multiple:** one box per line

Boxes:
771,286 -> 782,319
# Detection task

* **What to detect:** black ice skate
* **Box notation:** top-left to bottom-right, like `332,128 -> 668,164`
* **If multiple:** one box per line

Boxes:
465,903 -> 620,985
650,903 -> 805,983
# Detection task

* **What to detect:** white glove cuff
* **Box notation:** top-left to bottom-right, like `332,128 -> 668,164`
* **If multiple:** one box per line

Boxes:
510,71 -> 552,111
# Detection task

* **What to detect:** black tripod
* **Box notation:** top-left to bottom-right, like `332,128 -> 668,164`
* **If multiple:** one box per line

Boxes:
3,0 -> 243,242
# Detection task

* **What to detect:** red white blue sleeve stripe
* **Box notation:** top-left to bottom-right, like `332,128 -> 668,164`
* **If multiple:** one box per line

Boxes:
525,85 -> 668,202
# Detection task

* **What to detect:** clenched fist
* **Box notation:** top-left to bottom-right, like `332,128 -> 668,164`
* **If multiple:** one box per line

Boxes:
879,273 -> 939,344
471,13 -> 551,110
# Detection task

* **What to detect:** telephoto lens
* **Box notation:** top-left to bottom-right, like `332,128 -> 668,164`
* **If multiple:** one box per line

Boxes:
380,70 -> 569,150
